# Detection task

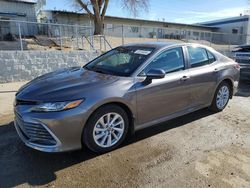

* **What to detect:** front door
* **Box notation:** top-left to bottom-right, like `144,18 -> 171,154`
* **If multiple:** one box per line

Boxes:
136,47 -> 191,125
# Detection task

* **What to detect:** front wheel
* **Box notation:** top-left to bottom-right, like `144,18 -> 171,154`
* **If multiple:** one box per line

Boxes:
209,81 -> 231,112
83,105 -> 129,153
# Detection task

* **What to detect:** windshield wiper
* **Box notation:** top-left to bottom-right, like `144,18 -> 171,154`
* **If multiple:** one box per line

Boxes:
85,66 -> 111,75
93,69 -> 109,74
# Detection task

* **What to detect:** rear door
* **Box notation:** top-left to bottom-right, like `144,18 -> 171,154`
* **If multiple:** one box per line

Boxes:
185,46 -> 218,107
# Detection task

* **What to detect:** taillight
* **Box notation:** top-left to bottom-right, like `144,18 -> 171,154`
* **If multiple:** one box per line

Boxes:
234,63 -> 241,70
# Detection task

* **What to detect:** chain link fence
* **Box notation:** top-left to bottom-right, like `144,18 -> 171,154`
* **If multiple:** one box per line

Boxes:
0,19 -> 249,57
0,19 -> 98,51
104,24 -> 250,58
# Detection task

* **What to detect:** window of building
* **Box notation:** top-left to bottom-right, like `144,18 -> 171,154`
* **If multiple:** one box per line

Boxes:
232,28 -> 238,34
205,33 -> 211,37
106,23 -> 114,31
193,31 -> 199,36
131,26 -> 139,33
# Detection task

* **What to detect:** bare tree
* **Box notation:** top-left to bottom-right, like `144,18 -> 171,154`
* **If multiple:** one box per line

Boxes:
73,0 -> 149,35
121,0 -> 149,17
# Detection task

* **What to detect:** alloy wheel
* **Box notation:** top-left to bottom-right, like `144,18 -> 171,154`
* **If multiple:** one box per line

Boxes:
93,112 -> 125,148
216,85 -> 230,109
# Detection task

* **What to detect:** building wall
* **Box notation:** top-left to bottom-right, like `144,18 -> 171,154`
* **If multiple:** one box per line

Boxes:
0,0 -> 36,22
0,0 -> 37,37
246,19 -> 250,44
202,16 -> 250,45
39,11 -> 214,40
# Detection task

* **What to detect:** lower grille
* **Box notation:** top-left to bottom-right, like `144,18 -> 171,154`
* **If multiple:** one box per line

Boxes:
15,114 -> 57,146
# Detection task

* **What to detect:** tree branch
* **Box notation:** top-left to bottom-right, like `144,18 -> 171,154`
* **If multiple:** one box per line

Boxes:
121,0 -> 149,17
101,0 -> 109,20
91,0 -> 101,19
76,0 -> 94,17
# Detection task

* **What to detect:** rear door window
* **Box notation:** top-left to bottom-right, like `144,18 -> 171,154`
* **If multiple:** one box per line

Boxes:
187,46 -> 212,68
207,50 -> 216,64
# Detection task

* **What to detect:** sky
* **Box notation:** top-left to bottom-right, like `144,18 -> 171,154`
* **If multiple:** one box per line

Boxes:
44,0 -> 249,24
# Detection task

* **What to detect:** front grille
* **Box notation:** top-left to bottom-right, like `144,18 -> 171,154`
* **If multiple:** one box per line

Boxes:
15,99 -> 37,106
15,114 -> 57,146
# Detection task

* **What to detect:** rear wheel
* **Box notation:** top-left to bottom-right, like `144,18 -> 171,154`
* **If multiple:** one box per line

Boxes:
83,105 -> 129,153
209,81 -> 231,112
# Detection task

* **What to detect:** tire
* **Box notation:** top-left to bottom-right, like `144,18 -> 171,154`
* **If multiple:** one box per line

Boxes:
209,81 -> 231,112
83,104 -> 129,153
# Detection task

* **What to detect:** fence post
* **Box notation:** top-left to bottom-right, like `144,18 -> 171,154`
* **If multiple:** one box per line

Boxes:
90,27 -> 94,50
209,32 -> 212,47
82,36 -> 84,50
156,28 -> 159,41
122,24 -> 124,45
99,35 -> 102,51
18,22 -> 23,51
75,25 -> 79,50
59,25 -> 63,50
228,33 -> 231,52
104,36 -> 106,51
89,20 -> 93,50
186,30 -> 189,42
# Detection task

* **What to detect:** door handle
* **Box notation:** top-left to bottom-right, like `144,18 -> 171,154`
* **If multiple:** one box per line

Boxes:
180,76 -> 190,81
214,68 -> 219,73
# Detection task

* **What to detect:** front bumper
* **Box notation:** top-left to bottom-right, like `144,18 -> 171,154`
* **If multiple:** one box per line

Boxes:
233,80 -> 239,96
14,104 -> 89,152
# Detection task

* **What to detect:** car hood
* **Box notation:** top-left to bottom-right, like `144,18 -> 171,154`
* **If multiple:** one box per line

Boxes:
16,67 -> 120,102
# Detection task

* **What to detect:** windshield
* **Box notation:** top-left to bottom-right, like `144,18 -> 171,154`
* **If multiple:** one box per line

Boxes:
85,46 -> 155,76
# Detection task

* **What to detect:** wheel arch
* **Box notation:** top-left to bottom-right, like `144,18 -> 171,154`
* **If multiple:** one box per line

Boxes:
217,77 -> 234,98
98,102 -> 135,135
81,101 -> 135,146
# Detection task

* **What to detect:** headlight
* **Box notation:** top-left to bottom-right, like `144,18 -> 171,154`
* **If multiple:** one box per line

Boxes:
30,99 -> 84,112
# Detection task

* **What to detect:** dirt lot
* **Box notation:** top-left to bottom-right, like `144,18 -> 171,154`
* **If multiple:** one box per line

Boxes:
0,81 -> 250,188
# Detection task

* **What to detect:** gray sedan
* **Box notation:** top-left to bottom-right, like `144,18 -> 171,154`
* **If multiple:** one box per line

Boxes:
14,42 -> 240,153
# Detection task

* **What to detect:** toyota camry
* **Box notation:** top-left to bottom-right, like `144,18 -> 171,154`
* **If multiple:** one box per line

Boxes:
14,42 -> 240,153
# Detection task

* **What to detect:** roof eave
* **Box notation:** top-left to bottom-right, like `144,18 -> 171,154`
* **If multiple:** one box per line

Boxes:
47,10 -> 218,29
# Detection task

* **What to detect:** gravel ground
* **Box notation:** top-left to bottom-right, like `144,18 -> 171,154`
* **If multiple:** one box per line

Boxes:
0,81 -> 250,188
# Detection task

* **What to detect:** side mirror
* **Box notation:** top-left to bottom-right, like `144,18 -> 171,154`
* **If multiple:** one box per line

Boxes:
143,69 -> 165,84
146,69 -> 165,80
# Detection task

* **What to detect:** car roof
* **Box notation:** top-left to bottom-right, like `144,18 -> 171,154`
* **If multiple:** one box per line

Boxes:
122,42 -> 184,50
121,42 -> 213,51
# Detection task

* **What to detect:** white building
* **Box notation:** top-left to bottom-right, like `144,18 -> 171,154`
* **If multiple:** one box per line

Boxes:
38,10 -> 217,41
0,0 -> 37,38
200,15 -> 250,44
39,10 -> 250,45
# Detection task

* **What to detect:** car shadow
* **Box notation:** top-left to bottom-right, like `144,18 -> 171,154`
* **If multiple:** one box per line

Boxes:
0,108 -> 215,187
